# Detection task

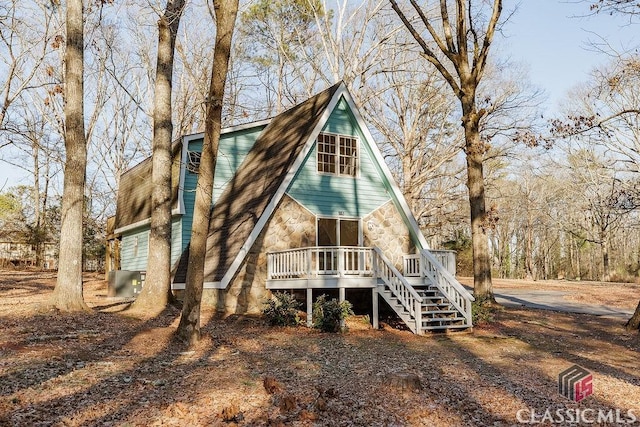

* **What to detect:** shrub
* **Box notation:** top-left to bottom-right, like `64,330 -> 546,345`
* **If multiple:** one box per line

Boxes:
472,299 -> 495,325
312,294 -> 353,332
262,292 -> 301,326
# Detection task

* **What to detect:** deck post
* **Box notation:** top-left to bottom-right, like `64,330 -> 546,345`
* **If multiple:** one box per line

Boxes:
339,287 -> 346,329
372,287 -> 379,330
306,288 -> 313,327
415,298 -> 423,335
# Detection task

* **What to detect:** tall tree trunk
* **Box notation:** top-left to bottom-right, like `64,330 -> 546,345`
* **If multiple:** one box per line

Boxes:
390,0 -> 502,304
48,0 -> 89,311
575,240 -> 581,280
176,0 -> 239,345
463,109 -> 494,303
627,300 -> 640,331
524,209 -> 534,280
129,0 -> 186,317
601,232 -> 610,282
32,141 -> 43,268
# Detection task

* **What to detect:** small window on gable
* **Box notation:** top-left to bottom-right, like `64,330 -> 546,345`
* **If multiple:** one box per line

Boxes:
187,151 -> 201,174
317,133 -> 358,177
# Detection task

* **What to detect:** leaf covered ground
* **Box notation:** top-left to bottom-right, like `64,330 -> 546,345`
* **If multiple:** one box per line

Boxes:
0,271 -> 639,426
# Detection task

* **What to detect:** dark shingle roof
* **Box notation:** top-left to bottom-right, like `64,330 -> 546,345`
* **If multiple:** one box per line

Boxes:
114,143 -> 183,231
174,83 -> 341,284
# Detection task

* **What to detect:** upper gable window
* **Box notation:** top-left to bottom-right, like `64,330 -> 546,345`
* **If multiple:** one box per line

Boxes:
317,133 -> 358,177
187,151 -> 201,174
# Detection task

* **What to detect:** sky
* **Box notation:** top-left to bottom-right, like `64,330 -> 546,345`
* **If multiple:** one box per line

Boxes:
1,0 -> 638,190
500,0 -> 638,112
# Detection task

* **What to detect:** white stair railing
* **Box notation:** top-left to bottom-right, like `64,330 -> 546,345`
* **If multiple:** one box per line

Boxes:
420,249 -> 475,326
373,248 -> 423,334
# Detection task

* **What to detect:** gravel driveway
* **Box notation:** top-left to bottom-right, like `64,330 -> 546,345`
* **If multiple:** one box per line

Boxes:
493,288 -> 635,318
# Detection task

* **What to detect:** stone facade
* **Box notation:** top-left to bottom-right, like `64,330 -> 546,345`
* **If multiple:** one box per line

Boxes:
202,197 -> 416,313
202,194 -> 316,313
363,200 -> 416,270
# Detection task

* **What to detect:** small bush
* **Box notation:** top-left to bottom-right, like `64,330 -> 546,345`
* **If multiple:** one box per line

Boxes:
262,292 -> 301,326
472,299 -> 495,325
312,294 -> 353,332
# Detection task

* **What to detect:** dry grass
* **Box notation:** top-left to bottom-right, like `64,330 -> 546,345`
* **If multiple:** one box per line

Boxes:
0,271 -> 638,426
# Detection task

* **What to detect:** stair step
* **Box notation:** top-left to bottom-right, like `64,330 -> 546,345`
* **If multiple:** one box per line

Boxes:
422,324 -> 470,331
423,309 -> 459,315
376,273 -> 471,333
421,303 -> 451,309
418,291 -> 441,297
422,316 -> 466,322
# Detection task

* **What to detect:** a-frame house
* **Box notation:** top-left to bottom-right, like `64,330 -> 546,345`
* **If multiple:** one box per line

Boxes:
111,82 -> 474,333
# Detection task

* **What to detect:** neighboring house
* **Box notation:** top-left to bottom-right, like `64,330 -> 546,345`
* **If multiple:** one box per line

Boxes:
0,241 -> 57,269
110,82 -> 473,334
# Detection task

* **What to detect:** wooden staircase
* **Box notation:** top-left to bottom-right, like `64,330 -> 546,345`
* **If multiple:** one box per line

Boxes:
373,248 -> 474,334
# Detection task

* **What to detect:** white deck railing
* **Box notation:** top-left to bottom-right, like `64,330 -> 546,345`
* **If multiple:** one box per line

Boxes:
419,249 -> 475,326
404,250 -> 456,277
267,246 -> 374,279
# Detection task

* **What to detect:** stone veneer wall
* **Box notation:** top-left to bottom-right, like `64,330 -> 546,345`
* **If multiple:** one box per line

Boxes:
363,200 -> 416,270
202,194 -> 316,313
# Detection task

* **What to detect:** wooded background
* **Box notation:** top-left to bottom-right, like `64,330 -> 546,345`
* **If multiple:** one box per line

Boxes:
1,0 -> 639,284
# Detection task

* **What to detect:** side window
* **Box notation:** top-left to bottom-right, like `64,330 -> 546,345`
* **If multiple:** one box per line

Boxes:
187,151 -> 201,174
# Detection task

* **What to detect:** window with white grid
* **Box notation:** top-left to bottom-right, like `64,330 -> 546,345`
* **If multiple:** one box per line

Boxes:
317,133 -> 357,177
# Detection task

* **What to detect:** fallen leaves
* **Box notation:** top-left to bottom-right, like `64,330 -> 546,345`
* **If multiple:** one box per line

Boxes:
0,271 -> 638,426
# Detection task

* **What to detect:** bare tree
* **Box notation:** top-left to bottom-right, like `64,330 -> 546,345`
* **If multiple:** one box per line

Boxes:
589,0 -> 640,15
176,0 -> 239,345
129,0 -> 187,316
47,0 -> 89,311
361,44 -> 464,227
584,0 -> 640,330
239,0 -> 327,114
390,0 -> 504,303
0,0 -> 57,134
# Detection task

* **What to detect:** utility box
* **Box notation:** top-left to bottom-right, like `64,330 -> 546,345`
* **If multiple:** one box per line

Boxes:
108,270 -> 142,298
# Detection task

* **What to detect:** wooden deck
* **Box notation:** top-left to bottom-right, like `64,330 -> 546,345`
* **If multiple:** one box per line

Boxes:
266,246 -> 474,333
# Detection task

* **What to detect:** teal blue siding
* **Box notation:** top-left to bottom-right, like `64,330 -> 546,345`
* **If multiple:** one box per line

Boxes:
181,125 -> 265,248
120,218 -> 182,271
170,218 -> 182,265
286,97 -> 391,217
121,227 -> 149,271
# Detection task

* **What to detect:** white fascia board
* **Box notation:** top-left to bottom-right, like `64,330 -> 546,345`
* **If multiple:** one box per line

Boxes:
340,89 -> 430,250
219,83 -> 347,289
180,119 -> 272,142
113,209 -> 182,235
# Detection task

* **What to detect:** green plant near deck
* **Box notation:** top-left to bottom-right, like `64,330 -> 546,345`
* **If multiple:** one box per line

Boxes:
472,299 -> 495,325
312,294 -> 353,332
262,292 -> 302,326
